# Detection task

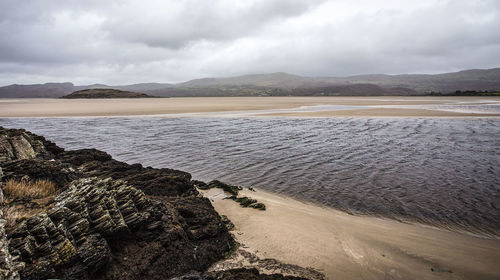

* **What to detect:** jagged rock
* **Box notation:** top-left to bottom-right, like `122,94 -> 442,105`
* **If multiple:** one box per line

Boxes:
0,127 -> 63,164
57,149 -> 194,197
0,131 -> 37,163
5,176 -> 234,279
0,188 -> 21,280
8,177 -> 185,279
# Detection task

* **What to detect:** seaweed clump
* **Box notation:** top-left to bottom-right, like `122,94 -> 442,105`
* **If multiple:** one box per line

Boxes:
195,180 -> 242,196
228,196 -> 266,211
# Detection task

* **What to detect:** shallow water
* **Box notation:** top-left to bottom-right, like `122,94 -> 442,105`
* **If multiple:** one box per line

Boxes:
1,117 -> 499,236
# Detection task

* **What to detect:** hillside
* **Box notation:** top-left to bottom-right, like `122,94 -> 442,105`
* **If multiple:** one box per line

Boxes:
0,82 -> 74,98
1,68 -> 499,98
179,72 -> 312,88
61,88 -> 156,99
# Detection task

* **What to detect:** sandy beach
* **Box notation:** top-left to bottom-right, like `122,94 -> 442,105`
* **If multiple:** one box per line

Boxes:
203,188 -> 500,280
1,96 -> 499,117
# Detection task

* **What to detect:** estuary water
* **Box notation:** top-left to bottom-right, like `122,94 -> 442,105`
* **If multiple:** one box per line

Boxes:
1,117 -> 499,237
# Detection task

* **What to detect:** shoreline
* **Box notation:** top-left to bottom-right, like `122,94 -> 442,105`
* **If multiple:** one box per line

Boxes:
202,187 -> 500,280
1,96 -> 499,118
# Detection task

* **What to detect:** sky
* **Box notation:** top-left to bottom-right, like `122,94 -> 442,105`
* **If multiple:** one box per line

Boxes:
0,0 -> 499,86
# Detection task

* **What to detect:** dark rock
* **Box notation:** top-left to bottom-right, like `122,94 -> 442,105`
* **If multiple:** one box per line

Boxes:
58,149 -> 193,197
0,127 -> 63,163
57,149 -> 112,166
192,180 -> 209,190
220,215 -> 235,231
205,180 -> 241,196
249,203 -> 266,211
1,158 -> 78,189
0,127 -> 61,163
7,177 -> 233,280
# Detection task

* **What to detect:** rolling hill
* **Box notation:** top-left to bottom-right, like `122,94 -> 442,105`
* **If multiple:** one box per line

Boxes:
1,68 -> 499,98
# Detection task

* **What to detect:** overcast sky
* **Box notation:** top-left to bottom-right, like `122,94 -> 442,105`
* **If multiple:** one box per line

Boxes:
1,0 -> 499,86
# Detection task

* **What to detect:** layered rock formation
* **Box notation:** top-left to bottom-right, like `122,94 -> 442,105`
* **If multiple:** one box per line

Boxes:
0,126 -> 312,279
1,187 -> 21,279
0,127 -> 230,279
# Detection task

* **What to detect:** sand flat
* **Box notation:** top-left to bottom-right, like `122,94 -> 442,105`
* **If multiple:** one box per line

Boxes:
1,96 -> 499,117
203,188 -> 500,280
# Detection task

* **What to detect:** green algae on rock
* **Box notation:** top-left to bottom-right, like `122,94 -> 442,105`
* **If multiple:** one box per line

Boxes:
197,180 -> 242,196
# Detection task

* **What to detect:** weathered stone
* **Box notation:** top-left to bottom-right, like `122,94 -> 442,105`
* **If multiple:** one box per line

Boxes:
0,191 -> 21,280
0,127 -> 61,164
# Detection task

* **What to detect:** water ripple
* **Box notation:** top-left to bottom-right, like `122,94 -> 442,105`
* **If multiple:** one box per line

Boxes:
1,117 -> 499,237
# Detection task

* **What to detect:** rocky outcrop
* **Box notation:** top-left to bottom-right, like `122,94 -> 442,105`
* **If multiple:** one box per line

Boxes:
0,126 -> 309,279
0,127 -> 233,279
0,127 -> 60,163
8,177 -> 193,279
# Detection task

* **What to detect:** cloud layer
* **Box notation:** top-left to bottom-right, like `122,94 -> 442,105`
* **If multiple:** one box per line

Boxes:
1,0 -> 499,85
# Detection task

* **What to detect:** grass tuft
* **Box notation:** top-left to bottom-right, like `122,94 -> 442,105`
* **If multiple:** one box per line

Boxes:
3,179 -> 56,200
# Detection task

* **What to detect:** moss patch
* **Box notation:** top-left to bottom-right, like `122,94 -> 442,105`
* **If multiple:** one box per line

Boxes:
227,195 -> 266,211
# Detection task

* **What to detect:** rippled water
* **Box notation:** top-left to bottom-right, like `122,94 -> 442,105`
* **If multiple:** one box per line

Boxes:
1,117 -> 499,236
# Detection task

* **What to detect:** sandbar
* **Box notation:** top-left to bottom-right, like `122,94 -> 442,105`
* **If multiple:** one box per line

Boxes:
1,96 -> 499,117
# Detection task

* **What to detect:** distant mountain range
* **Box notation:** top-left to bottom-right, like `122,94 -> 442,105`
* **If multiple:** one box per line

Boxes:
1,68 -> 499,98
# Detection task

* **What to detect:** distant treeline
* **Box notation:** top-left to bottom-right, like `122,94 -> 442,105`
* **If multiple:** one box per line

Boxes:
428,90 -> 500,96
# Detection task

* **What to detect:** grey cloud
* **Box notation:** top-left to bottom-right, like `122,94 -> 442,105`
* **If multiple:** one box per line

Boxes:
102,0 -> 323,49
0,0 -> 499,85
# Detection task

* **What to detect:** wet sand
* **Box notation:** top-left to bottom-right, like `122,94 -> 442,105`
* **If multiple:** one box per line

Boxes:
203,188 -> 500,280
1,96 -> 499,117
